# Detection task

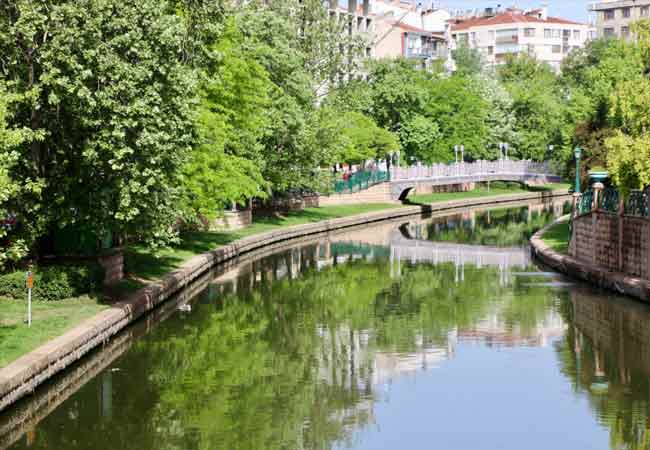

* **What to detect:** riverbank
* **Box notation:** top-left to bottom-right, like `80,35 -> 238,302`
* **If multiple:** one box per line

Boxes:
531,217 -> 650,302
0,187 -> 570,413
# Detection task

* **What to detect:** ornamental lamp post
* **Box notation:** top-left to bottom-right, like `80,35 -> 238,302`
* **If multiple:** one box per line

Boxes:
548,144 -> 554,159
460,145 -> 465,163
574,146 -> 582,194
454,145 -> 458,164
503,142 -> 509,160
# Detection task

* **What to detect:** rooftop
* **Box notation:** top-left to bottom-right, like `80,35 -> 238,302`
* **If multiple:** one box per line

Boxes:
450,9 -> 585,31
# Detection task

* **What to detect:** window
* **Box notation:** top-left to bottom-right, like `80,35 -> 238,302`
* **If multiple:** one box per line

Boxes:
470,32 -> 476,42
524,28 -> 535,37
604,9 -> 615,20
622,7 -> 631,18
544,28 -> 551,38
603,27 -> 615,37
487,45 -> 494,55
552,29 -> 561,38
573,30 -> 580,40
641,6 -> 649,17
527,44 -> 535,54
621,26 -> 630,37
489,30 -> 495,40
552,45 -> 561,53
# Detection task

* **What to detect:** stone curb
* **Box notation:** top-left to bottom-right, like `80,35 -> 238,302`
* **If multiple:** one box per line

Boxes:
0,189 -> 569,412
530,217 -> 650,302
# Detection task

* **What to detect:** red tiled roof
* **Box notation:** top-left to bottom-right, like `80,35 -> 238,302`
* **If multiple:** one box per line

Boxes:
450,11 -> 584,31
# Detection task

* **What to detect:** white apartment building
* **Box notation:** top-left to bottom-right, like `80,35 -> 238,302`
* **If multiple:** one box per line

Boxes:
450,6 -> 594,71
589,0 -> 650,39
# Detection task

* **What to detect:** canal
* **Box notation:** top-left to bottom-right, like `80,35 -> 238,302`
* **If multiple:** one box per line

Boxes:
2,199 -> 649,450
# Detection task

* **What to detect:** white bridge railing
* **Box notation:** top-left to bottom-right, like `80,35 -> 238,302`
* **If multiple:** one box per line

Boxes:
390,160 -> 556,181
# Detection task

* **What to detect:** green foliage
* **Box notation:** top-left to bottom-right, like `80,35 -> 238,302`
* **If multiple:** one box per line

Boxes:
499,55 -> 565,161
338,112 -> 399,164
181,18 -> 271,219
0,264 -> 104,302
400,115 -> 444,162
452,45 -> 483,76
1,0 -> 198,250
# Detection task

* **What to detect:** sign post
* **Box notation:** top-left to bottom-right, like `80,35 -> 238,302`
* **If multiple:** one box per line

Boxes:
26,270 -> 33,327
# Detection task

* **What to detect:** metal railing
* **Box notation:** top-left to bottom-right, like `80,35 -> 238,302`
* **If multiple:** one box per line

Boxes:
333,169 -> 389,194
625,189 -> 649,217
389,160 -> 557,181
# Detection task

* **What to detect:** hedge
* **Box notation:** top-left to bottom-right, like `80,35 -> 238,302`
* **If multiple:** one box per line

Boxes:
0,264 -> 104,302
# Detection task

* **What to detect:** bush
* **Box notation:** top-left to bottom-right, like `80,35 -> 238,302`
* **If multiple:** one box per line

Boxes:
0,264 -> 104,301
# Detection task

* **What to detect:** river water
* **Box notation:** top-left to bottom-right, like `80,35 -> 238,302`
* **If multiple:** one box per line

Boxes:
3,199 -> 650,450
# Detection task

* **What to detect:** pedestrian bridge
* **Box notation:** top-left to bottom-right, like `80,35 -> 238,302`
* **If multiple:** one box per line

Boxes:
389,160 -> 561,200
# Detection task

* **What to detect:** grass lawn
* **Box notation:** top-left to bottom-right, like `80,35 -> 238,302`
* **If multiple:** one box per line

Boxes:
408,182 -> 570,204
540,220 -> 570,254
124,203 -> 402,282
0,296 -> 108,367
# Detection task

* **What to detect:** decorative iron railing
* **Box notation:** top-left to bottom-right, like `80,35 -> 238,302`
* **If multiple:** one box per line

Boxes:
625,189 -> 649,217
598,187 -> 619,213
577,188 -> 594,215
333,170 -> 389,194
389,160 -> 557,181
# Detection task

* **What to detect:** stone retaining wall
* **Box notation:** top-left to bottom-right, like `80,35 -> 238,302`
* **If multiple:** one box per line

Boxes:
0,189 -> 570,413
570,210 -> 650,280
213,209 -> 252,230
531,219 -> 650,303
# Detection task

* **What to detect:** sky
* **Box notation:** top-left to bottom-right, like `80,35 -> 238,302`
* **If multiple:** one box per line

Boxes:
436,0 -> 594,22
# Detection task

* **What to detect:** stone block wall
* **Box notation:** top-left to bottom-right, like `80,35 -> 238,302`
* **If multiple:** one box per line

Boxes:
622,216 -> 650,278
571,210 -> 650,280
213,209 -> 252,230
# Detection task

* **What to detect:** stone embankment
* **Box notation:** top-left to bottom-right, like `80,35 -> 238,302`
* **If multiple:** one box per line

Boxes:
531,219 -> 650,302
0,189 -> 569,413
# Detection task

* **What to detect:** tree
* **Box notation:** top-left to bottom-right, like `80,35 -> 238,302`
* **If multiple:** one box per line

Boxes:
425,75 -> 490,161
499,55 -> 565,161
452,44 -> 483,77
181,18 -> 271,221
0,83 -> 42,269
1,0 -> 199,250
399,115 -> 444,163
606,78 -> 650,194
338,112 -> 399,164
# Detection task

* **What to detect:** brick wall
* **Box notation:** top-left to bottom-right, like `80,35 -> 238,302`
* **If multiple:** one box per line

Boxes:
571,210 -> 650,279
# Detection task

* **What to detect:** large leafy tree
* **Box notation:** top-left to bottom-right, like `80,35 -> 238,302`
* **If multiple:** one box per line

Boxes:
182,18 -> 271,220
1,0 -> 198,250
499,54 -> 565,161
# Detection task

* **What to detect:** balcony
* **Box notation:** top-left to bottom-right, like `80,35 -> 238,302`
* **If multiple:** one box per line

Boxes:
495,35 -> 518,45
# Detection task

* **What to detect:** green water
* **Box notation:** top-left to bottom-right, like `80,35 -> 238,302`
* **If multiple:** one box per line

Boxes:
4,201 -> 650,450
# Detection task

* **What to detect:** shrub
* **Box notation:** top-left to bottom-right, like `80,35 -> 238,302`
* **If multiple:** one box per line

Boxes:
0,264 -> 104,301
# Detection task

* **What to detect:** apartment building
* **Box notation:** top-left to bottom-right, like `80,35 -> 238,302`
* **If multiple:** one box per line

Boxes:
589,0 -> 650,39
372,0 -> 450,66
450,6 -> 594,71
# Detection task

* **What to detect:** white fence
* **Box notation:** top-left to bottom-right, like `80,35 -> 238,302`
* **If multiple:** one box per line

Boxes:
390,160 -> 557,181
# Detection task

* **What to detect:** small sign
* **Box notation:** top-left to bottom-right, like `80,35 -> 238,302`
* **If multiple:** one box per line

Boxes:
26,271 -> 34,289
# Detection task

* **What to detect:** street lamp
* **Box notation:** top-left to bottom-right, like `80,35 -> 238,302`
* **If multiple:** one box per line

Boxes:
454,145 -> 458,164
574,146 -> 582,194
460,145 -> 465,163
548,144 -> 554,159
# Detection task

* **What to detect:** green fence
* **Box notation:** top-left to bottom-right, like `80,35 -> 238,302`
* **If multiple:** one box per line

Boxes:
333,170 -> 389,194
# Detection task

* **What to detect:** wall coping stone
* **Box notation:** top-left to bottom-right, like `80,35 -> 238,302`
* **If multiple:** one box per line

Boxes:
0,189 -> 570,413
531,216 -> 650,302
